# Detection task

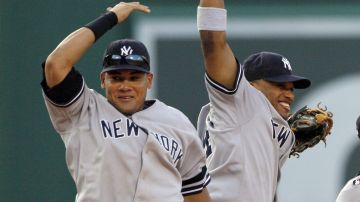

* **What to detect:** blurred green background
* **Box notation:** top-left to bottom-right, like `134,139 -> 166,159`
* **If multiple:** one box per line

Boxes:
1,0 -> 360,201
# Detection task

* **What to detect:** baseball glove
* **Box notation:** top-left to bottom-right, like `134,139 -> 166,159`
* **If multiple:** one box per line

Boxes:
288,103 -> 333,157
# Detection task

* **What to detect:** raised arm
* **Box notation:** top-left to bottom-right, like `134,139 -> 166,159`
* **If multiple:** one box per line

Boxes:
198,0 -> 237,89
44,2 -> 150,88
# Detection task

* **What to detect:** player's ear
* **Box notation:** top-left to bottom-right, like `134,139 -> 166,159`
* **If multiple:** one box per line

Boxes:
249,81 -> 256,87
146,73 -> 153,89
249,80 -> 261,88
100,72 -> 105,89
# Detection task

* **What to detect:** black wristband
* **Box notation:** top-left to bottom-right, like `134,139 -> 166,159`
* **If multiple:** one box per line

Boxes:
84,11 -> 118,41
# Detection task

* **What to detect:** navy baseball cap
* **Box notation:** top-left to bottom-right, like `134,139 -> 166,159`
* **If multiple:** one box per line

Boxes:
243,51 -> 311,89
102,39 -> 150,73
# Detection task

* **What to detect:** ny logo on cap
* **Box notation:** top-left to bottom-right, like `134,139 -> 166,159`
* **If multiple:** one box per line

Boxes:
282,57 -> 292,71
121,46 -> 133,56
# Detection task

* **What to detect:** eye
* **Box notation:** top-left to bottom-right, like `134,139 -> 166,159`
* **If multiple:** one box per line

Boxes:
110,75 -> 123,81
276,83 -> 294,92
271,82 -> 286,89
279,84 -> 287,89
129,75 -> 143,81
128,72 -> 146,81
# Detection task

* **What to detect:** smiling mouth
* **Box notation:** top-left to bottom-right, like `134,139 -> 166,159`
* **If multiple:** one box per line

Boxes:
118,96 -> 133,101
279,102 -> 290,111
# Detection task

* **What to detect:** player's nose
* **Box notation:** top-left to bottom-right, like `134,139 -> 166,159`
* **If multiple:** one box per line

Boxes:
283,90 -> 294,102
117,80 -> 132,91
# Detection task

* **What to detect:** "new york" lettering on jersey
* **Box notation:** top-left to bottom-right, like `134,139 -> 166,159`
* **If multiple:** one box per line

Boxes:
100,118 -> 140,138
271,119 -> 292,147
150,132 -> 183,164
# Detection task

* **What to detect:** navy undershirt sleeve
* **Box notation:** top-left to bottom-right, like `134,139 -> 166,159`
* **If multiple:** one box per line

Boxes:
40,62 -> 83,105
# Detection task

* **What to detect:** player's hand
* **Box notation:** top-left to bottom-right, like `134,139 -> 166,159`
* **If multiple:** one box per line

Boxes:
107,2 -> 150,24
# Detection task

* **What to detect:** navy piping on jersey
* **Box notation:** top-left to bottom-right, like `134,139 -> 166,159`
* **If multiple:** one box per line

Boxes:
181,166 -> 209,196
135,124 -> 149,136
182,166 -> 208,186
41,66 -> 85,107
205,62 -> 243,95
182,184 -> 206,196
204,173 -> 211,187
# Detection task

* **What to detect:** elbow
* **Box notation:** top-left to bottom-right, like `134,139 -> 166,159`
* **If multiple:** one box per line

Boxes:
44,50 -> 70,88
45,48 -> 66,71
45,53 -> 58,71
45,53 -> 64,77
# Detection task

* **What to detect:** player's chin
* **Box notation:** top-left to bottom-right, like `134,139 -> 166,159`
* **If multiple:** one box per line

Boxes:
112,102 -> 135,115
283,112 -> 291,120
118,108 -> 136,116
278,108 -> 291,120
275,105 -> 289,119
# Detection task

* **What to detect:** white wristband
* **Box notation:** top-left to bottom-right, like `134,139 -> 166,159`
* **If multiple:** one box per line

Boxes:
197,6 -> 227,31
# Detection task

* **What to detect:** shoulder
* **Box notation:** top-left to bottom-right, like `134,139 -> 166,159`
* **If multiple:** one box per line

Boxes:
144,100 -> 196,132
152,100 -> 189,118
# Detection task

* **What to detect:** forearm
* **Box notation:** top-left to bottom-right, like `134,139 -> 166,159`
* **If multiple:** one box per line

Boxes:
199,0 -> 224,8
198,0 -> 237,89
198,0 -> 226,46
45,27 -> 95,88
44,2 -> 150,88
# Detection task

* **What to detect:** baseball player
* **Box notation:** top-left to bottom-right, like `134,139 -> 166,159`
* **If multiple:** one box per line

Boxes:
196,0 -> 311,201
335,115 -> 360,202
41,2 -> 210,202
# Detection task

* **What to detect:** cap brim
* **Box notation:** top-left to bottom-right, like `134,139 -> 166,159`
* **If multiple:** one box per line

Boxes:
264,74 -> 311,89
101,65 -> 150,74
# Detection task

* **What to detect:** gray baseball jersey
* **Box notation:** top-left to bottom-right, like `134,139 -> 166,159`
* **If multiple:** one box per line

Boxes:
197,63 -> 295,202
42,68 -> 210,202
336,174 -> 360,202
